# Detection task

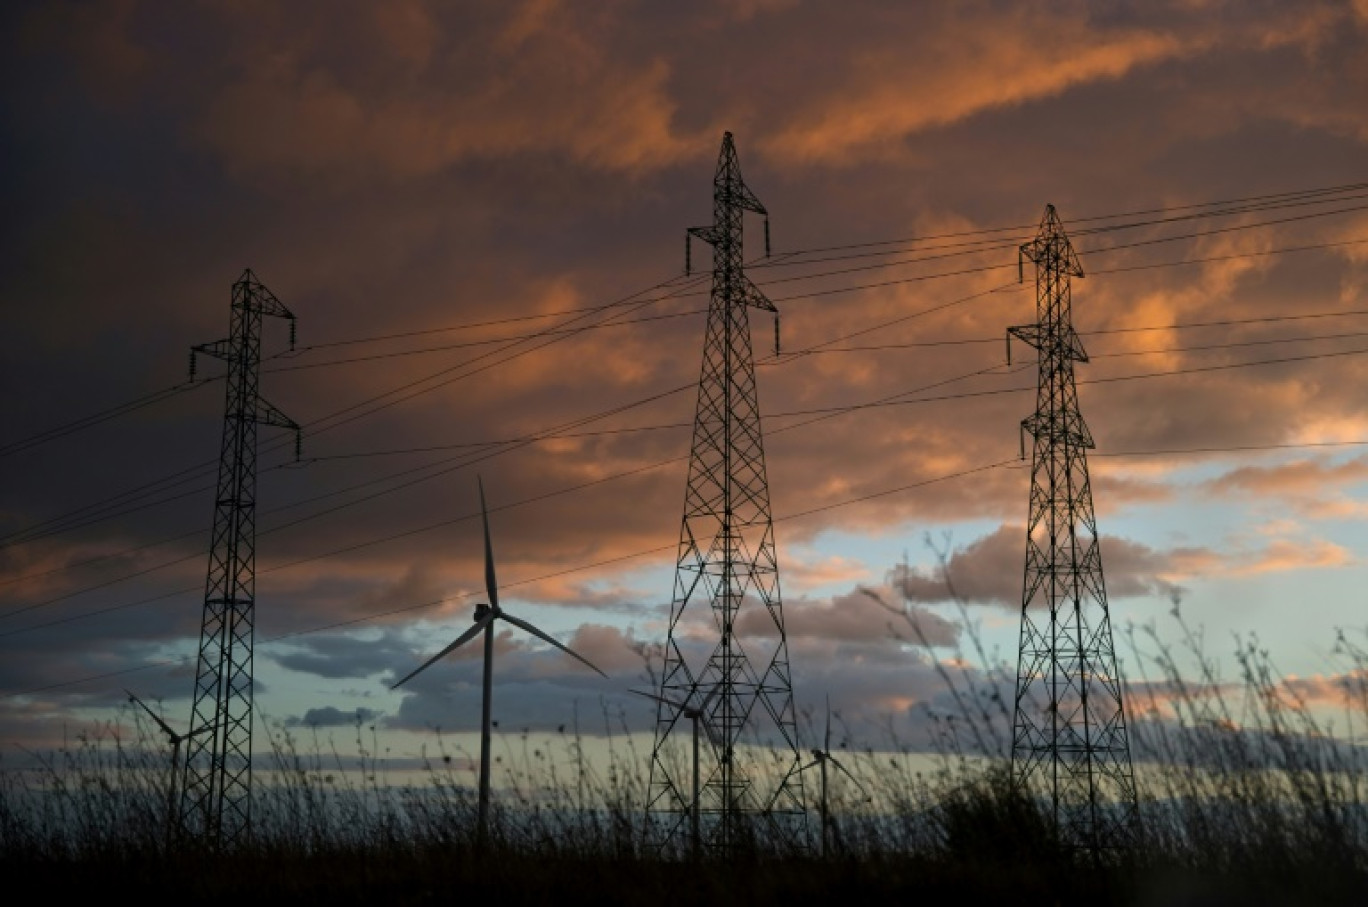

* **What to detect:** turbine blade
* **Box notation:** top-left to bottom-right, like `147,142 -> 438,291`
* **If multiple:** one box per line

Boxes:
699,717 -> 724,750
126,689 -> 177,739
824,694 -> 832,752
829,755 -> 869,797
500,612 -> 607,677
795,759 -> 821,775
630,690 -> 698,736
692,685 -> 724,747
478,476 -> 498,610
629,689 -> 687,711
391,613 -> 494,689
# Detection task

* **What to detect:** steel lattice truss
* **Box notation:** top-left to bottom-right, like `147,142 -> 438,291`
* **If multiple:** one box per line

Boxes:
647,133 -> 806,856
1007,207 -> 1138,853
178,270 -> 297,847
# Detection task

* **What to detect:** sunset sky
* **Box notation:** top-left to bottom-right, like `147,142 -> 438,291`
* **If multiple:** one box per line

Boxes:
4,0 -> 1368,763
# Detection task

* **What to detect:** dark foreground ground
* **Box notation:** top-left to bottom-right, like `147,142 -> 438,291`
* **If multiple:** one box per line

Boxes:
6,845 -> 1368,907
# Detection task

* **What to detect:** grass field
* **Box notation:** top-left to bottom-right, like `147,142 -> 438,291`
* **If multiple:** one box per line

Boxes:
4,613 -> 1368,905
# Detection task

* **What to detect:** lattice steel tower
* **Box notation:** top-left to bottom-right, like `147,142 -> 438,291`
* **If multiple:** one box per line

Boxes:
1006,206 -> 1137,853
179,269 -> 298,846
647,133 -> 805,856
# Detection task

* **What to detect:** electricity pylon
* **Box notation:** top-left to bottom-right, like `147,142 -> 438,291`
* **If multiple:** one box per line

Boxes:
647,132 -> 805,856
1006,206 -> 1138,853
178,269 -> 298,846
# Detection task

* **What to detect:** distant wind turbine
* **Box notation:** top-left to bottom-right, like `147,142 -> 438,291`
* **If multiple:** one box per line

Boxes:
798,696 -> 869,857
391,478 -> 606,843
125,689 -> 214,845
633,685 -> 721,859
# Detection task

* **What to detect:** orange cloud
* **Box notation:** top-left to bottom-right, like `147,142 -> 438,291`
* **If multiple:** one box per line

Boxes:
782,553 -> 871,592
195,5 -> 705,182
1229,538 -> 1353,575
11,0 -> 1368,753
765,17 -> 1193,165
1204,456 -> 1368,497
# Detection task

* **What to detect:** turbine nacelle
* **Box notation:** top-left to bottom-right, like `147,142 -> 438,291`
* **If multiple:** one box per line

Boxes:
392,478 -> 605,691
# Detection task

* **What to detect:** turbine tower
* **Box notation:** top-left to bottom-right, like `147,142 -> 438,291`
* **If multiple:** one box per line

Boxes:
179,269 -> 298,846
647,132 -> 805,856
1006,206 -> 1138,853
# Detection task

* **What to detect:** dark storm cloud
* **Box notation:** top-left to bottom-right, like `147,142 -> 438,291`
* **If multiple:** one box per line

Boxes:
269,630 -> 416,680
892,524 -> 1198,607
738,586 -> 961,648
286,706 -> 380,728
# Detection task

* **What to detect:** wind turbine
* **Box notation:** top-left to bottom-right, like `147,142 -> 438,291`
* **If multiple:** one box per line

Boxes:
391,478 -> 606,843
633,685 -> 721,859
798,696 -> 869,857
125,689 -> 214,845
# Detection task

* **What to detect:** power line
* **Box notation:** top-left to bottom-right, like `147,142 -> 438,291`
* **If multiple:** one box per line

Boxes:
0,524 -> 210,591
0,271 -> 709,550
237,182 -> 1368,363
0,460 -> 301,551
17,418 -> 1368,699
0,381 -> 214,459
2,455 -> 1021,696
12,181 -> 1368,695
277,277 -> 706,443
8,208 -> 1368,585
752,179 -> 1368,263
0,277 -> 1021,595
0,354 -> 1019,630
207,326 -> 1368,463
261,307 -> 710,375
660,209 -> 1368,316
9,290 -> 1368,599
764,342 -> 1368,424
1091,439 -> 1368,458
754,187 -> 1368,275
5,191 -> 1362,500
8,335 -> 1368,635
1,271 -> 1013,560
5,287 -> 1365,606
786,326 -> 1368,360
0,265 -> 708,514
235,183 -> 1351,376
749,209 -> 1368,305
1,459 -> 222,547
9,179 -> 1366,464
189,229 -> 1368,382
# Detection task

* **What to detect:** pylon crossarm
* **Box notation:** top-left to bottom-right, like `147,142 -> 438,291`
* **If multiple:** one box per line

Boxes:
689,225 -> 723,246
192,338 -> 233,363
1006,323 -> 1044,360
742,277 -> 777,313
729,182 -> 767,217
255,396 -> 298,431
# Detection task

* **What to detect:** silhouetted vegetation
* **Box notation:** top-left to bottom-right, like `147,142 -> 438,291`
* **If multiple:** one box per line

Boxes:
4,615 -> 1368,905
